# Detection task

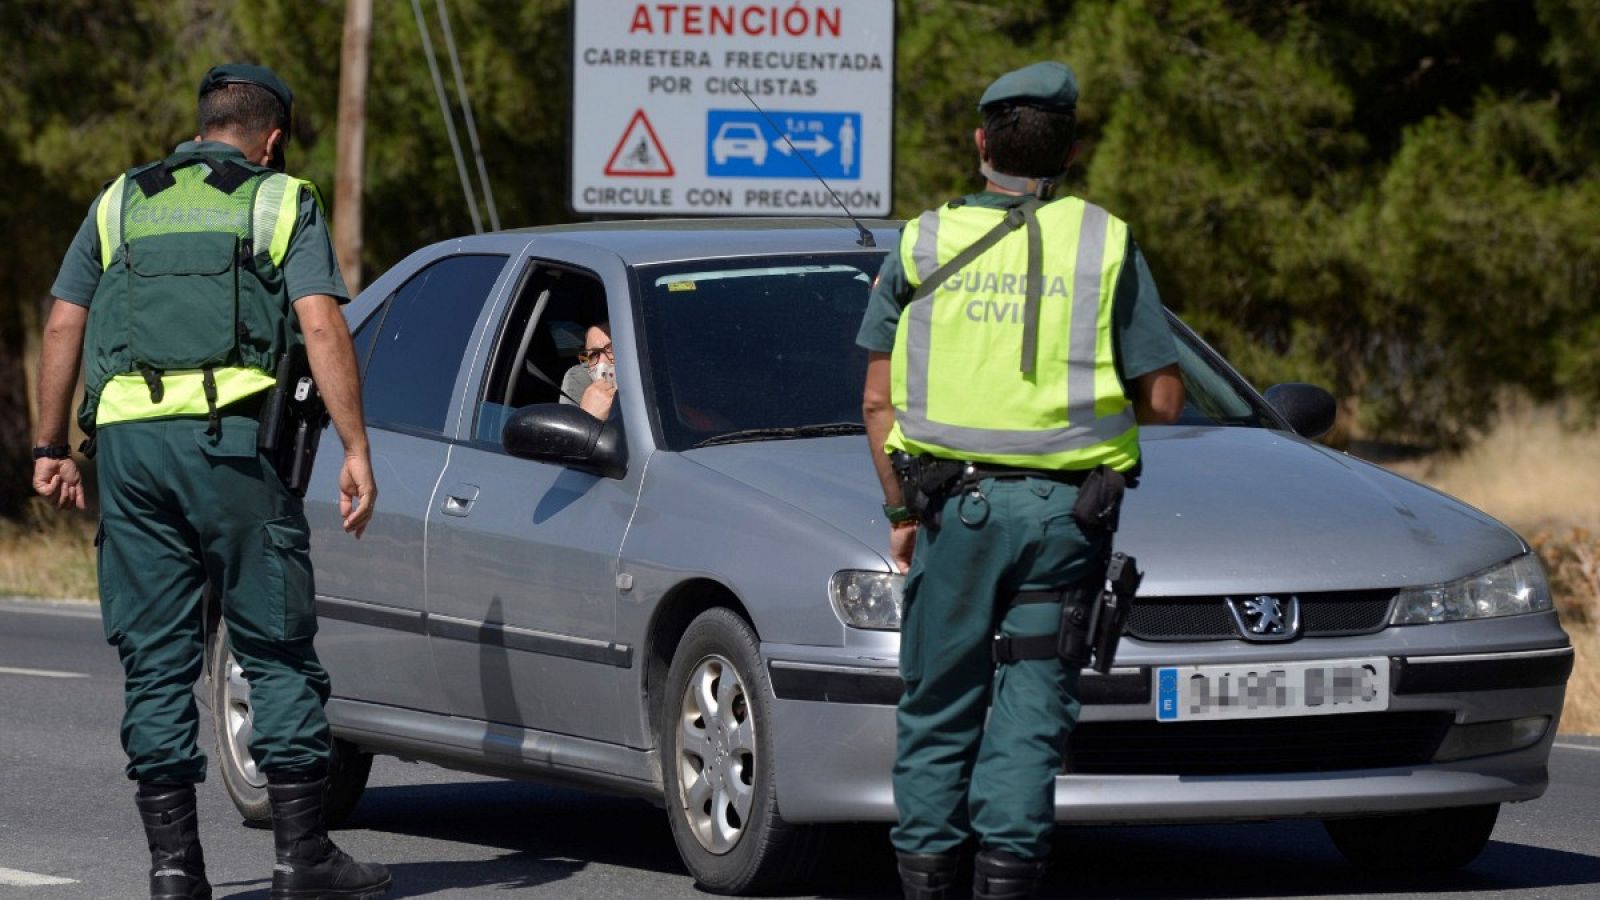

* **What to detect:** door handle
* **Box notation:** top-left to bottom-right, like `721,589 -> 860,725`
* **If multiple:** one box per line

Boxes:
441,483 -> 480,517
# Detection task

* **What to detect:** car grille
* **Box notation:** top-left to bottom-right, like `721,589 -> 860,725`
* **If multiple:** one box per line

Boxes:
1127,590 -> 1396,641
1065,711 -> 1454,775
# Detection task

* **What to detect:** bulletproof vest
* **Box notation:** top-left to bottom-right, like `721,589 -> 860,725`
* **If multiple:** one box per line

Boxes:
79,151 -> 309,432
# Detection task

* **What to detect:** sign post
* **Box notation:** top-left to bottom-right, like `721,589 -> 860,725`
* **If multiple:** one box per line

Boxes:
571,0 -> 894,217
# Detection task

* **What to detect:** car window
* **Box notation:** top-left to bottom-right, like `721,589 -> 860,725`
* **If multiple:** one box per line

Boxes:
474,264 -> 608,446
636,254 -> 877,451
1167,316 -> 1279,429
349,301 -> 385,378
362,253 -> 507,436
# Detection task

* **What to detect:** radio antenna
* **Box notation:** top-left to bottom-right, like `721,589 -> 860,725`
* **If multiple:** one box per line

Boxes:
735,85 -> 875,248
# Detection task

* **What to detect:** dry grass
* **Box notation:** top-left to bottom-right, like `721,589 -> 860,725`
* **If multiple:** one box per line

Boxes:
1384,405 -> 1600,535
0,503 -> 97,600
1562,625 -> 1600,735
1381,405 -> 1600,735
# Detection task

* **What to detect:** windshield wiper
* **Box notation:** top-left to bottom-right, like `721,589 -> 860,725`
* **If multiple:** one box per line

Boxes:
692,422 -> 865,448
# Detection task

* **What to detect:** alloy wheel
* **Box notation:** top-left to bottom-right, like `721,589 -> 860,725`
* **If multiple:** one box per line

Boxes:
676,654 -> 756,854
221,654 -> 265,789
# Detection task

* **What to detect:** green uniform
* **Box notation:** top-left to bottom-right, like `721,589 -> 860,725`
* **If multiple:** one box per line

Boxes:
53,140 -> 347,783
858,191 -> 1177,860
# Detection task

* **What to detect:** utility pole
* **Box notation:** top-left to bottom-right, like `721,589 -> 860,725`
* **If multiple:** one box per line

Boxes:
334,0 -> 373,294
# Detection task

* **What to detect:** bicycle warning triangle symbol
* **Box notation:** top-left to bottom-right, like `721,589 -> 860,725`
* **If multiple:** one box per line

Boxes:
604,109 -> 675,177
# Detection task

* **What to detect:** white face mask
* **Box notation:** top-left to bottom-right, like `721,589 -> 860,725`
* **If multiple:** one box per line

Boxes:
590,359 -> 615,382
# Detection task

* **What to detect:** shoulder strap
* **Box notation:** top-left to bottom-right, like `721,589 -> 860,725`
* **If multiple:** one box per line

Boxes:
907,195 -> 1050,373
1019,200 -> 1044,374
909,196 -> 1045,304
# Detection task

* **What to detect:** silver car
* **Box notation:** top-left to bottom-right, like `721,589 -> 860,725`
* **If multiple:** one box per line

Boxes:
201,219 -> 1573,894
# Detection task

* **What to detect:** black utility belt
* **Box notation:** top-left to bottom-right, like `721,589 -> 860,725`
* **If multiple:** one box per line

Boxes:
964,464 -> 1091,485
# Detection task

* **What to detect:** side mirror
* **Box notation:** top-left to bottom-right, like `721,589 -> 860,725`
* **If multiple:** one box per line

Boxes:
1263,382 -> 1337,440
502,404 -> 627,479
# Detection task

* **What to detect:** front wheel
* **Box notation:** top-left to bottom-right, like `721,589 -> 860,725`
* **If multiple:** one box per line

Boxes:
207,622 -> 372,826
660,608 -> 821,894
1324,804 -> 1499,872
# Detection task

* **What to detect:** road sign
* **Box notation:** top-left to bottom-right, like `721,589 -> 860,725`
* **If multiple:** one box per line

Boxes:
605,109 -> 675,177
706,110 -> 861,180
571,0 -> 894,217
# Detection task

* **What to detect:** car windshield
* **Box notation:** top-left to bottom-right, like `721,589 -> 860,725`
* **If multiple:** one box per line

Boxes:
635,253 -> 1280,451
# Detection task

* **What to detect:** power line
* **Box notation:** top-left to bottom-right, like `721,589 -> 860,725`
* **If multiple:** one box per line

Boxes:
435,0 -> 499,231
411,0 -> 482,233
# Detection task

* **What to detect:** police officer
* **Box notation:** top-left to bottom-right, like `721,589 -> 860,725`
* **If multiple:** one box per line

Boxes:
858,62 -> 1185,900
31,64 -> 389,899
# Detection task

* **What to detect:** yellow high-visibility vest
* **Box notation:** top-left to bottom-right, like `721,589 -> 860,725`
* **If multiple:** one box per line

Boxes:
886,197 -> 1140,471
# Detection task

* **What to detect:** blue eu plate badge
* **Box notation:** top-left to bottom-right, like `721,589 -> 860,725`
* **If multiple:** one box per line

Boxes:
1157,667 -> 1180,720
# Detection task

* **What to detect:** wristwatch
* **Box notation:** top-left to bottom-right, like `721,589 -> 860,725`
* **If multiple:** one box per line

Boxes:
32,444 -> 71,460
882,503 -> 917,525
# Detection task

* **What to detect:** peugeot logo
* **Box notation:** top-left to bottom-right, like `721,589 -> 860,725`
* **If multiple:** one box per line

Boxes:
1225,594 -> 1302,642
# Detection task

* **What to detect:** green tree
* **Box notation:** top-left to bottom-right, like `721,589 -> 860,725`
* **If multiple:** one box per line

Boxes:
5,0 -> 1600,519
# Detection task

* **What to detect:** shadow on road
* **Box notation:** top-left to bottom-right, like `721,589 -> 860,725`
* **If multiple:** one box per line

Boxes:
341,779 -> 679,895
1053,821 -> 1600,898
215,854 -> 582,899
279,779 -> 1600,899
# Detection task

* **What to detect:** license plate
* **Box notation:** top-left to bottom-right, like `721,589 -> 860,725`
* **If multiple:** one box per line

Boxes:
1155,658 -> 1389,722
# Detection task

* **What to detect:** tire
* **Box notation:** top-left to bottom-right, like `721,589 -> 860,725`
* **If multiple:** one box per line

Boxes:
1324,804 -> 1499,872
660,608 -> 822,895
207,623 -> 373,827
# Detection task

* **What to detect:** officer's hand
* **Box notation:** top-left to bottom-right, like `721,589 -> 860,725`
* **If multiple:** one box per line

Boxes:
579,379 -> 617,420
32,457 -> 86,511
338,453 -> 377,539
889,522 -> 917,574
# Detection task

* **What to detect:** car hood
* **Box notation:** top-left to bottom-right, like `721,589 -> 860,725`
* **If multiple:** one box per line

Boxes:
1121,427 -> 1525,595
683,427 -> 1525,594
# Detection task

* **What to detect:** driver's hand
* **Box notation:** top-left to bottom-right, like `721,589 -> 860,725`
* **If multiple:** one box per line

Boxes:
580,379 -> 617,419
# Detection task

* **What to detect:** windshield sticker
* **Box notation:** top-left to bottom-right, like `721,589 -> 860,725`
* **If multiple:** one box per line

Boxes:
666,281 -> 697,292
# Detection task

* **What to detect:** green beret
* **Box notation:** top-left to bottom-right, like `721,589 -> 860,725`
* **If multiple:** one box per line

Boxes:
199,63 -> 293,120
978,61 -> 1078,112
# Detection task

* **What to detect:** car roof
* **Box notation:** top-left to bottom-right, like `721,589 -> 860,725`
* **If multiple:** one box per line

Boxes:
469,217 -> 903,267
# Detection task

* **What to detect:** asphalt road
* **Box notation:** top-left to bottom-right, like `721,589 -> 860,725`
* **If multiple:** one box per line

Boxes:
2,596 -> 1597,899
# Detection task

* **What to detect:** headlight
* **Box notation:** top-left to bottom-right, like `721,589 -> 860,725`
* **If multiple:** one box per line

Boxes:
829,571 -> 904,630
1390,553 -> 1553,625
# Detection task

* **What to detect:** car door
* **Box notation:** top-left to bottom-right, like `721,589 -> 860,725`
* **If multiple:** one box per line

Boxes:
423,257 -> 640,743
308,251 -> 511,714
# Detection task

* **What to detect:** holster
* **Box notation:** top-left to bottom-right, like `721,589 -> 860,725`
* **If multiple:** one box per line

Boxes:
890,451 -> 964,527
993,466 -> 1142,674
257,346 -> 328,497
1085,552 -> 1140,673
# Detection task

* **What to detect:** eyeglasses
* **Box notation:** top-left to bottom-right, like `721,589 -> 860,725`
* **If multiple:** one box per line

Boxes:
577,343 -> 614,364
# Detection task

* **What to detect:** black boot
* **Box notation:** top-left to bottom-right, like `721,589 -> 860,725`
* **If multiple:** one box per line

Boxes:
972,848 -> 1048,900
268,777 -> 391,899
897,851 -> 959,900
135,783 -> 212,900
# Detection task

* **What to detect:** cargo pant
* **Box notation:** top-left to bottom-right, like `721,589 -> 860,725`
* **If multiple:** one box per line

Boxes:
95,413 -> 331,783
892,477 -> 1101,861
